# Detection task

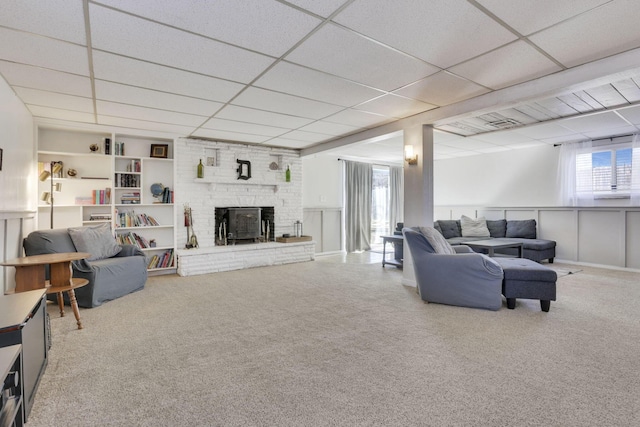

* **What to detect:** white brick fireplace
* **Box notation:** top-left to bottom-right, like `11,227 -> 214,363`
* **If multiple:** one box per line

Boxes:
174,138 -> 313,275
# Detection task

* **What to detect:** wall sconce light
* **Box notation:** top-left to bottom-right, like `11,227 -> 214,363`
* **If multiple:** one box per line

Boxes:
404,145 -> 418,165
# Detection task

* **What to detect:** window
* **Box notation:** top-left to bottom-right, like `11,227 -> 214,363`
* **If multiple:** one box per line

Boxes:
576,146 -> 632,198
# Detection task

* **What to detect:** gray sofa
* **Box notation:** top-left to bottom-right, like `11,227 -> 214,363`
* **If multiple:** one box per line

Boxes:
23,227 -> 148,308
403,227 -> 503,311
434,219 -> 556,263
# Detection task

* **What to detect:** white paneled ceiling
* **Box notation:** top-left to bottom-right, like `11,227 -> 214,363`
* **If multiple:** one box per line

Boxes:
1,0 -> 640,161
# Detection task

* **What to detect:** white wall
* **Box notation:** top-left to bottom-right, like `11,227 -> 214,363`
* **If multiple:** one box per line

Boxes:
0,77 -> 37,294
434,144 -> 559,207
302,154 -> 343,208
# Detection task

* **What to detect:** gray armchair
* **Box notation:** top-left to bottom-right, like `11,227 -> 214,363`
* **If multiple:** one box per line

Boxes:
403,227 -> 503,311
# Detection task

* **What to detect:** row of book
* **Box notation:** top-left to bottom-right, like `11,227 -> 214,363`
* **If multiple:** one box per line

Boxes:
120,192 -> 140,204
147,249 -> 174,269
114,141 -> 126,156
157,186 -> 173,204
116,231 -> 151,249
116,211 -> 160,228
123,160 -> 141,172
115,173 -> 140,188
89,213 -> 112,221
74,188 -> 111,205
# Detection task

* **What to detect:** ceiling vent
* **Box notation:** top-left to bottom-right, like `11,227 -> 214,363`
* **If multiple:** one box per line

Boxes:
486,118 -> 522,129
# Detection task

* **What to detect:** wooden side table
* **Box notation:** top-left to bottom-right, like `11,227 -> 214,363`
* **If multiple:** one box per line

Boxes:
2,252 -> 91,329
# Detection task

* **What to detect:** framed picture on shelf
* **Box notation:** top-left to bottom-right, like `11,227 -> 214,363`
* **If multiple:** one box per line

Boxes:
150,144 -> 169,158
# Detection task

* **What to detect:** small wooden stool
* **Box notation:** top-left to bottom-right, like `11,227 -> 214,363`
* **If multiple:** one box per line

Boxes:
46,278 -> 89,329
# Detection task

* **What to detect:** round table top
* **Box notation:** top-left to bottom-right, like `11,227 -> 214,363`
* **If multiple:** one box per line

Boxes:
1,252 -> 91,266
45,277 -> 90,293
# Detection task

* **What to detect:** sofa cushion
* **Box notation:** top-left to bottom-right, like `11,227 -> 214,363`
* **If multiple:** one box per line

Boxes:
417,227 -> 456,255
68,223 -> 122,261
460,215 -> 490,237
506,220 -> 537,239
486,219 -> 507,238
436,220 -> 461,239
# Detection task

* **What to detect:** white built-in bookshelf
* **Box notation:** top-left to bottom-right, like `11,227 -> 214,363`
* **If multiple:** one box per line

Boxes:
37,127 -> 176,274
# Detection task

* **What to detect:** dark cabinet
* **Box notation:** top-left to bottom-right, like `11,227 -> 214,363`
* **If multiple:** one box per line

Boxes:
0,344 -> 23,427
0,290 -> 48,423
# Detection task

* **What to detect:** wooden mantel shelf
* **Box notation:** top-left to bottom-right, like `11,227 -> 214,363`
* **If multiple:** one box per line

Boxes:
193,178 -> 283,192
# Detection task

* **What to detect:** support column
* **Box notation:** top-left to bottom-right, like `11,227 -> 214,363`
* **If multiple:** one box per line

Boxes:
402,125 -> 434,287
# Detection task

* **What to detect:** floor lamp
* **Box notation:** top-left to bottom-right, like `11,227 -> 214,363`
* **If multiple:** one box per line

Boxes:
39,162 -> 63,229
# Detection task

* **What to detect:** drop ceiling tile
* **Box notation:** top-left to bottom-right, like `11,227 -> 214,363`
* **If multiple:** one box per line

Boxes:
612,79 -> 640,104
98,116 -> 195,135
472,130 -> 535,146
434,130 -> 467,143
476,0 -> 609,35
263,138 -> 312,149
354,95 -> 436,119
560,111 -> 630,133
95,81 -> 224,116
201,118 -> 289,137
584,84 -> 629,108
583,125 -> 638,139
96,101 -> 207,127
533,98 -> 580,117
28,105 -> 95,123
438,137 -> 500,151
529,1 -> 640,67
254,61 -> 385,107
298,121 -> 359,136
277,130 -> 329,143
286,23 -> 439,91
556,93 -> 598,113
14,87 -> 93,113
191,128 -> 271,144
449,41 -> 561,90
89,3 -> 274,83
616,105 -> 640,125
232,87 -> 344,119
285,0 -> 350,17
216,105 -> 314,129
512,122 -> 579,139
540,135 -> 584,145
0,61 -> 92,97
0,0 -> 86,44
394,72 -> 490,106
323,109 -> 392,128
475,145 -> 512,154
92,52 -> 243,102
433,144 -> 466,154
96,0 -> 321,57
334,0 -> 516,68
0,27 -> 89,75
435,124 -> 477,136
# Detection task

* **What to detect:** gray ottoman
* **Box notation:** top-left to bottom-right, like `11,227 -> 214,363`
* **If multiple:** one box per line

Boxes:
494,258 -> 557,312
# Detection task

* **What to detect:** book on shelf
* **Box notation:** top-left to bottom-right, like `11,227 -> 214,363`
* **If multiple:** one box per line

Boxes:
115,141 -> 125,156
116,210 -> 160,228
115,173 -> 140,188
91,187 -> 111,205
119,192 -> 140,204
147,249 -> 174,269
89,213 -> 112,221
116,231 -> 149,249
126,160 -> 141,172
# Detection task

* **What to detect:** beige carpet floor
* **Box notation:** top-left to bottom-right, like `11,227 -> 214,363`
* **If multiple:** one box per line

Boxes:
25,257 -> 640,427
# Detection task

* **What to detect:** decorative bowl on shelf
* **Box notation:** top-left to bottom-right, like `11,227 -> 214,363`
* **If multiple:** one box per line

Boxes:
67,168 -> 77,177
89,143 -> 100,152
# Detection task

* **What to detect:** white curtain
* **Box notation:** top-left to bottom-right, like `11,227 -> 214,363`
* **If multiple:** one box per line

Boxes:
631,134 -> 640,205
558,140 -> 594,206
345,160 -> 372,252
389,166 -> 404,233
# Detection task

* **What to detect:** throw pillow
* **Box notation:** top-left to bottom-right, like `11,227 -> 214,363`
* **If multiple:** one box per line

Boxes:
486,219 -> 507,238
417,226 -> 456,255
436,220 -> 461,239
68,223 -> 122,261
506,219 -> 537,239
460,215 -> 490,237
